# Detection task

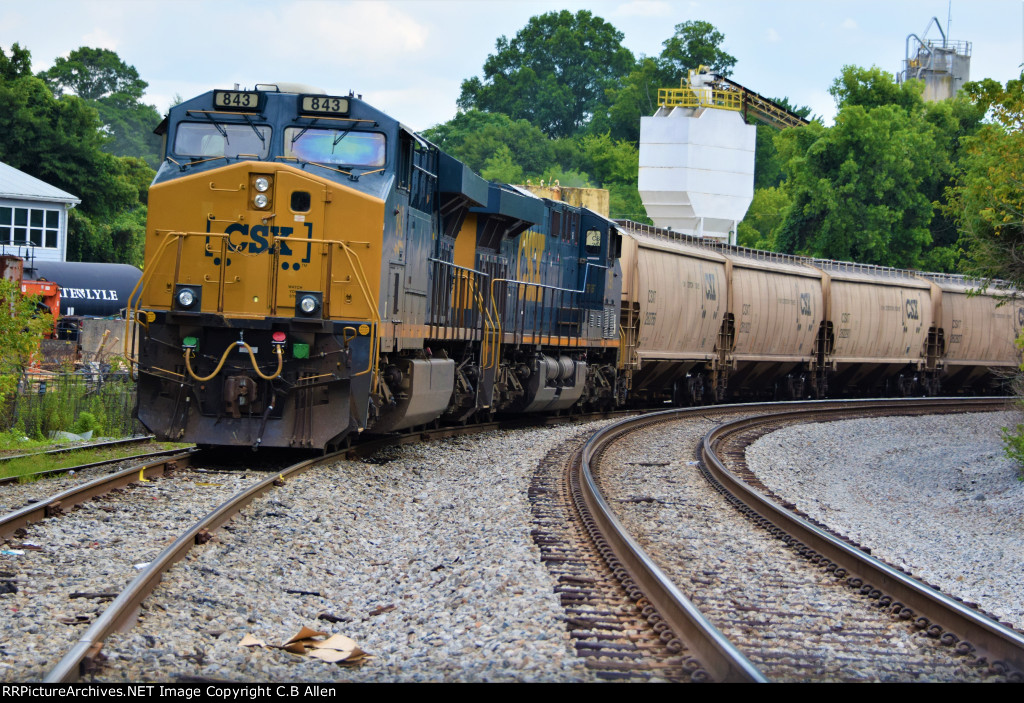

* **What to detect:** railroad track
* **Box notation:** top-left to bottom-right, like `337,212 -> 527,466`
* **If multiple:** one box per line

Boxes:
40,450 -> 349,683
0,444 -> 193,490
2,400 -> 1016,682
572,397 -> 1023,682
0,436 -> 157,465
5,414 -> 623,682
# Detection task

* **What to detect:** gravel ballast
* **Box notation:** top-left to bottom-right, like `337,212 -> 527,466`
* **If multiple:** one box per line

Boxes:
90,423 -> 615,683
745,410 -> 1024,631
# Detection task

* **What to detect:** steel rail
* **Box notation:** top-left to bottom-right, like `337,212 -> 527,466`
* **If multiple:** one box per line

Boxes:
43,449 -> 346,683
0,451 -> 195,541
0,447 -> 193,486
579,409 -> 768,683
699,396 -> 1024,677
0,436 -> 157,464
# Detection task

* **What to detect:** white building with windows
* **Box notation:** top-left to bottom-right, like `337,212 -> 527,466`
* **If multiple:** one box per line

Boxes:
0,161 -> 80,263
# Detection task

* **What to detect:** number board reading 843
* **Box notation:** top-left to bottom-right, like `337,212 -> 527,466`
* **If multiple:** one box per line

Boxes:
300,95 -> 350,116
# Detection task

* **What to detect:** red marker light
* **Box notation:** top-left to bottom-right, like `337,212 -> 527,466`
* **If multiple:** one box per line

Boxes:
272,331 -> 287,343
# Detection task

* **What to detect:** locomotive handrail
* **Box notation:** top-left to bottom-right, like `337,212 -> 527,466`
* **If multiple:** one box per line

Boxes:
486,278 -> 588,369
123,230 -> 192,371
335,240 -> 382,392
427,257 -> 490,278
271,234 -> 382,390
480,287 -> 500,370
427,257 -> 491,335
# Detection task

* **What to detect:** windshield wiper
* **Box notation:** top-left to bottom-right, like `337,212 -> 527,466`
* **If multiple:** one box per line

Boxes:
291,118 -> 319,144
332,125 -> 356,150
240,113 -> 265,144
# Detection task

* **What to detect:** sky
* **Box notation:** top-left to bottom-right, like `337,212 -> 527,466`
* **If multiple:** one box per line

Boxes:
3,0 -> 1023,132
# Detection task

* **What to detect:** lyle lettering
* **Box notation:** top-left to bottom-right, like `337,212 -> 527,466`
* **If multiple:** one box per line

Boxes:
62,287 -> 118,301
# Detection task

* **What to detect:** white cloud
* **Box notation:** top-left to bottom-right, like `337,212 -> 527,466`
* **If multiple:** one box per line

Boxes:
766,28 -> 780,43
842,18 -> 858,31
80,28 -> 119,52
277,1 -> 428,55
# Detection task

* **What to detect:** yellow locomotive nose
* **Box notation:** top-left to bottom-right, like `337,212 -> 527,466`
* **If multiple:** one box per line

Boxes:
142,161 -> 383,321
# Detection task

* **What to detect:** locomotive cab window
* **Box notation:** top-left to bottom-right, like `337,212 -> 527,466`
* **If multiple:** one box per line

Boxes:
284,127 -> 385,168
585,228 -> 603,255
173,122 -> 271,159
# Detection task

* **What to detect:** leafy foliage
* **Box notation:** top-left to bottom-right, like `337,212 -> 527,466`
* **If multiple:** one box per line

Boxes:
0,280 -> 52,409
736,186 -> 791,249
0,45 -> 153,266
658,20 -> 737,81
759,66 -> 985,270
595,21 -> 738,143
38,47 -> 162,168
0,43 -> 31,82
458,10 -> 634,139
948,75 -> 1024,286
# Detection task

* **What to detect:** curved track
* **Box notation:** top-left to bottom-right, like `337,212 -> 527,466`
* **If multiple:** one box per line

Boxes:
698,398 -> 1024,679
576,397 -> 1023,682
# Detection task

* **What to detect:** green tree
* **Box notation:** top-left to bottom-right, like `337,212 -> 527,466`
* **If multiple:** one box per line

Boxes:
949,75 -> 1024,285
769,65 -> 985,269
39,47 -> 162,168
0,46 -> 152,265
40,47 -> 146,100
0,43 -> 32,82
737,186 -> 791,249
773,103 -> 939,268
595,57 -> 662,142
830,65 -> 925,113
598,21 -> 736,143
458,10 -> 634,138
828,65 -> 988,270
423,110 -> 556,175
0,279 -> 53,410
577,132 -> 638,185
480,144 -> 525,183
658,20 -> 737,82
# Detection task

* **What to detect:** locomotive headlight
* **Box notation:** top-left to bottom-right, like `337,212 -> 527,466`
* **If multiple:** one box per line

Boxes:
253,176 -> 271,192
295,291 -> 323,318
173,284 -> 201,311
253,193 -> 269,209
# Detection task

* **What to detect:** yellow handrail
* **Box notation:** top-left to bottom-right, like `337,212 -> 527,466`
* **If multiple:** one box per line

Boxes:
657,86 -> 742,111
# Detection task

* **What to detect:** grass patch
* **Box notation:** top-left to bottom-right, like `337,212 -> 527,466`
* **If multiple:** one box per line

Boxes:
0,441 -> 190,481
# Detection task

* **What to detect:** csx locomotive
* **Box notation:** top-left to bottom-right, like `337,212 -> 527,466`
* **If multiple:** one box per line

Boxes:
129,83 -> 620,450
127,83 -> 1019,450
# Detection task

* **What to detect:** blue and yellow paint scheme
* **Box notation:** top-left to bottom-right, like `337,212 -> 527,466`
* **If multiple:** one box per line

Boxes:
128,85 -> 622,450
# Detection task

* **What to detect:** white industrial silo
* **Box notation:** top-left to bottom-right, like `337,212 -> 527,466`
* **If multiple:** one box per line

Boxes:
638,68 -> 756,245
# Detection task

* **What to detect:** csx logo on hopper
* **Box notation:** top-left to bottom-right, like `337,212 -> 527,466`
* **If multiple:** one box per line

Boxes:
205,222 -> 314,271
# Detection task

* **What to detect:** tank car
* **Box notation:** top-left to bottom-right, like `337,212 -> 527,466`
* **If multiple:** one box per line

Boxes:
128,84 -> 621,450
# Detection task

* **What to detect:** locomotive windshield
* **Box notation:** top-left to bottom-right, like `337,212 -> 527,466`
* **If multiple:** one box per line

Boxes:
173,122 -> 272,159
284,128 -> 385,168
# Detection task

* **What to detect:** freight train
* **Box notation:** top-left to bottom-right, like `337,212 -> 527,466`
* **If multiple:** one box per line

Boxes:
125,84 -> 1020,450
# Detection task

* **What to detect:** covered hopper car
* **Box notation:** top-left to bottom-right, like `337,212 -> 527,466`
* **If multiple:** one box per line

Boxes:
125,84 -> 1020,450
